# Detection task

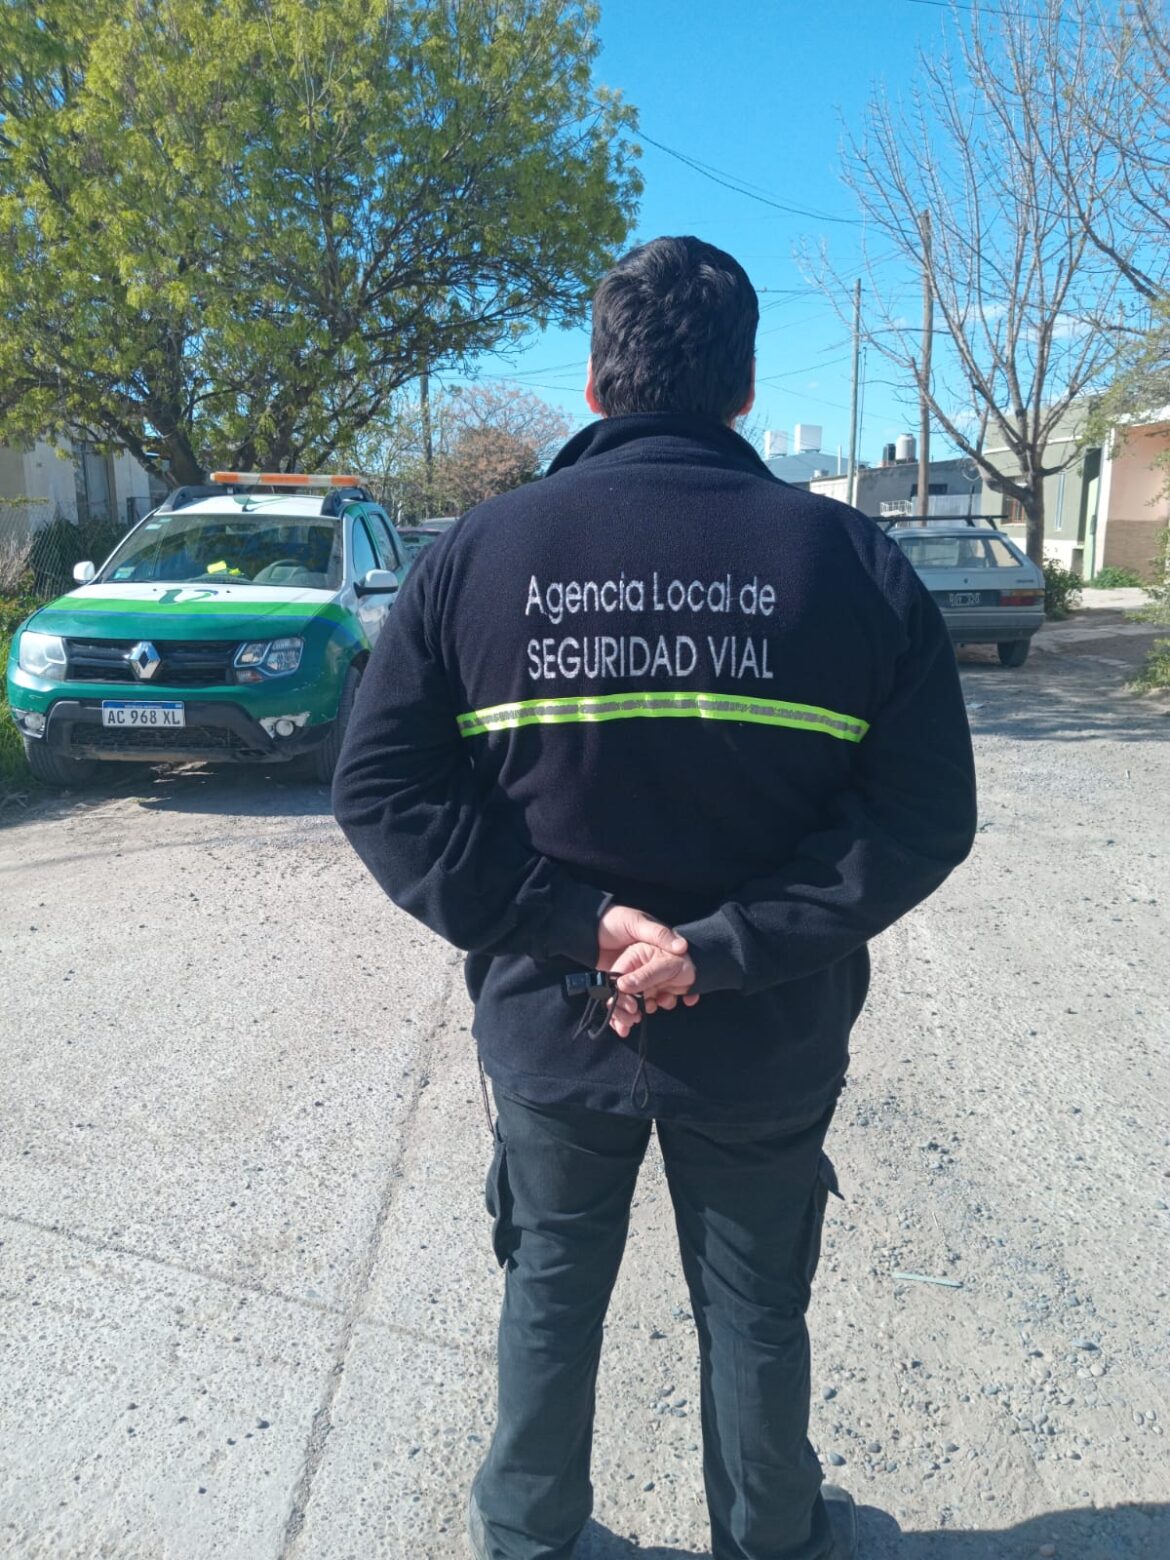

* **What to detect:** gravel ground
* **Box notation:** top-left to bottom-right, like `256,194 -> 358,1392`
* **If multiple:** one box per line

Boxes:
0,608 -> 1167,1560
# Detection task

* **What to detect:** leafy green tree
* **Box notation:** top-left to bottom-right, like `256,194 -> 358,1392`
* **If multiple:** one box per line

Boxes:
0,0 -> 638,485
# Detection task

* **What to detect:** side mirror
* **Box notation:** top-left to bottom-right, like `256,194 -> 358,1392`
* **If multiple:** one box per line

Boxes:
73,560 -> 97,584
355,568 -> 399,596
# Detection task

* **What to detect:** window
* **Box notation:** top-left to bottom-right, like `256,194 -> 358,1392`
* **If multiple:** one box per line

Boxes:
984,537 -> 1020,567
368,511 -> 403,570
350,518 -> 379,581
99,513 -> 342,588
897,534 -> 1023,570
74,443 -> 112,524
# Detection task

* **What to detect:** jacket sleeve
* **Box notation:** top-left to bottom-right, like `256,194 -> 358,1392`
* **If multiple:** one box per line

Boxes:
675,554 -> 978,994
331,549 -> 608,963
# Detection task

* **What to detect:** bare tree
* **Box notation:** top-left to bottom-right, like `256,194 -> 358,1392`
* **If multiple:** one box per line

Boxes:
1040,0 -> 1170,304
1033,1 -> 1170,439
821,1 -> 1134,562
342,380 -> 571,519
436,383 -> 572,512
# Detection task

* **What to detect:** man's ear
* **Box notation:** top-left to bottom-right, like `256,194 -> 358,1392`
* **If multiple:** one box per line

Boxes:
733,358 -> 757,422
585,358 -> 604,417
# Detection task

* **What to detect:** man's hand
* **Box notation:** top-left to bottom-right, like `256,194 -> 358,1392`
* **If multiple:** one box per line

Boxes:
593,904 -> 697,1035
606,937 -> 698,1039
595,903 -> 688,969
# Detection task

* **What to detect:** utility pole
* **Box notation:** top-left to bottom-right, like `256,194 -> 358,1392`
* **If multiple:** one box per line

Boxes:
846,277 -> 862,509
420,370 -> 433,510
917,210 -> 933,520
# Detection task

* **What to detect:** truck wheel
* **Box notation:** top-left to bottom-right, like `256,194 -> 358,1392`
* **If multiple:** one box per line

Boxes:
997,639 -> 1030,667
23,738 -> 100,788
299,663 -> 362,784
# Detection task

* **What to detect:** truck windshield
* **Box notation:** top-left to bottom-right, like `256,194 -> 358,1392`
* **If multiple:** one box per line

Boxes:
99,511 -> 342,590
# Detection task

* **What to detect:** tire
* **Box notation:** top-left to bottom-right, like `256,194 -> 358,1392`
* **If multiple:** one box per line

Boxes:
23,738 -> 100,788
298,663 -> 362,784
997,639 -> 1030,667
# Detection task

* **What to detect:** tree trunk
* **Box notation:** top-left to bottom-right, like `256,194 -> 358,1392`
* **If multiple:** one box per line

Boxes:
163,431 -> 205,487
1023,483 -> 1045,567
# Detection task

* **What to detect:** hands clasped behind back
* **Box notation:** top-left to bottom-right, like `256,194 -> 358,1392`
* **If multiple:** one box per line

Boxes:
593,903 -> 699,1038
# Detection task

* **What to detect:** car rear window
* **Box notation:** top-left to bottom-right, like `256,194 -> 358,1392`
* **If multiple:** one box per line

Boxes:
897,534 -> 1022,569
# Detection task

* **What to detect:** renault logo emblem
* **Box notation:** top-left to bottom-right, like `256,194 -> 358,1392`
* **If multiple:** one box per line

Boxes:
127,641 -> 161,680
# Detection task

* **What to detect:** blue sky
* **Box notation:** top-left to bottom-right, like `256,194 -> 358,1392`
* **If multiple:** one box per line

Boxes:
460,0 -> 957,461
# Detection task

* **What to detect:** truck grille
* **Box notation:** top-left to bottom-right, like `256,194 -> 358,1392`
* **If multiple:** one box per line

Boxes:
64,639 -> 240,686
70,723 -> 249,754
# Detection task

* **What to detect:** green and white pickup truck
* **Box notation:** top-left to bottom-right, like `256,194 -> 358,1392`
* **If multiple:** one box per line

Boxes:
5,473 -> 413,786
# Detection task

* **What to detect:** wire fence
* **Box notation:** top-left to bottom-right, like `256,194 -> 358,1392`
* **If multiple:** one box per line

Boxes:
0,503 -> 132,606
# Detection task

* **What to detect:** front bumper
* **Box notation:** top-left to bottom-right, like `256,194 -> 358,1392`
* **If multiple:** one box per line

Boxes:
25,698 -> 333,764
942,608 -> 1045,645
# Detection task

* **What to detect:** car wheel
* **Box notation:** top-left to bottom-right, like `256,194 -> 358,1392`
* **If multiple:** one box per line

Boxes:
23,738 -> 100,788
299,663 -> 362,785
997,639 -> 1030,667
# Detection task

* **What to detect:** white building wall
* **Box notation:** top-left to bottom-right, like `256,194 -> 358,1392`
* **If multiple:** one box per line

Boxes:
0,437 -> 156,534
111,449 -> 153,525
17,440 -> 79,525
0,441 -> 73,536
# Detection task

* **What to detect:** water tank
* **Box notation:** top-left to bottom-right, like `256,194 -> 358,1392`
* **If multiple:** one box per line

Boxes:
763,429 -> 789,461
882,442 -> 897,466
895,433 -> 917,463
794,423 -> 823,453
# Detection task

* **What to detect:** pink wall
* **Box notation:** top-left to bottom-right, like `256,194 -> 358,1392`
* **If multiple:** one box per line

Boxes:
1102,422 -> 1170,576
1108,422 -> 1170,523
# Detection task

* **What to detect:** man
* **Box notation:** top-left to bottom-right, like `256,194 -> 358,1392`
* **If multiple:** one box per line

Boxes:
333,236 -> 977,1560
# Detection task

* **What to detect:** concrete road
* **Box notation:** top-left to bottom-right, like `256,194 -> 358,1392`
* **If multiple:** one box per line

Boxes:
1,616 -> 1168,1559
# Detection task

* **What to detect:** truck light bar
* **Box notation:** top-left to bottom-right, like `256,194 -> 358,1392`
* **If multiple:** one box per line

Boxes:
210,471 -> 369,488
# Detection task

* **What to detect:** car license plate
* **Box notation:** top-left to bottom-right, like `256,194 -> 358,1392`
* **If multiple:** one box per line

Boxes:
101,701 -> 186,729
947,591 -> 985,608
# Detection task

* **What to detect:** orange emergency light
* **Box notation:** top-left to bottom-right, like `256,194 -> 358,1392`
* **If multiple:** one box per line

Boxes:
210,471 -> 370,488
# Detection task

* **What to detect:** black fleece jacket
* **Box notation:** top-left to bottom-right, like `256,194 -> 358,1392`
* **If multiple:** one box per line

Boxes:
333,414 -> 977,1122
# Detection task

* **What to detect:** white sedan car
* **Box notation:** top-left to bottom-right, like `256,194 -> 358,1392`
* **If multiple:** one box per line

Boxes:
888,522 -> 1046,666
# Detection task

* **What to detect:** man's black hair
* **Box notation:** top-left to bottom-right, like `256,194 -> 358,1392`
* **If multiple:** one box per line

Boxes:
589,236 -> 758,423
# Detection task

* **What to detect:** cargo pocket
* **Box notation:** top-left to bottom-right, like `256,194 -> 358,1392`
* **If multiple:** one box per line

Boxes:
484,1121 -> 517,1269
799,1153 -> 843,1308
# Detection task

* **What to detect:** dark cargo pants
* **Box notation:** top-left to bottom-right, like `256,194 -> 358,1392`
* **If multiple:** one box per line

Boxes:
471,1084 -> 842,1560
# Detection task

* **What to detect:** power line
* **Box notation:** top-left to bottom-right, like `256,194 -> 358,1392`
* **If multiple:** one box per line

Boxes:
764,387 -> 855,415
906,0 -> 1111,24
503,358 -> 588,377
638,131 -> 863,226
759,310 -> 840,338
472,379 -> 587,394
756,352 -> 853,388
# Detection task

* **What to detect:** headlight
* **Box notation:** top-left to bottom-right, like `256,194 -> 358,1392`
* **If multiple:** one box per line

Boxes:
234,636 -> 304,677
19,631 -> 67,677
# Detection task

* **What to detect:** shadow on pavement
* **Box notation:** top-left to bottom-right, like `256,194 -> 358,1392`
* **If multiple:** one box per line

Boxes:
1,761 -> 334,831
4,647 -> 1166,835
131,762 -> 334,818
578,1500 -> 1169,1559
957,657 -> 1170,744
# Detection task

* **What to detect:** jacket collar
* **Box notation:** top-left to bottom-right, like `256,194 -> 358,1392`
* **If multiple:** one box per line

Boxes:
546,412 -> 777,481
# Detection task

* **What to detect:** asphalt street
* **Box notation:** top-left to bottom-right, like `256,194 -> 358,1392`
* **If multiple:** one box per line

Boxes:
1,606 -> 1168,1560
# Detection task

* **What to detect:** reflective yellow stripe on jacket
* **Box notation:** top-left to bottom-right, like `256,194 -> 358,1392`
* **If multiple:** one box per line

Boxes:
456,690 -> 869,744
